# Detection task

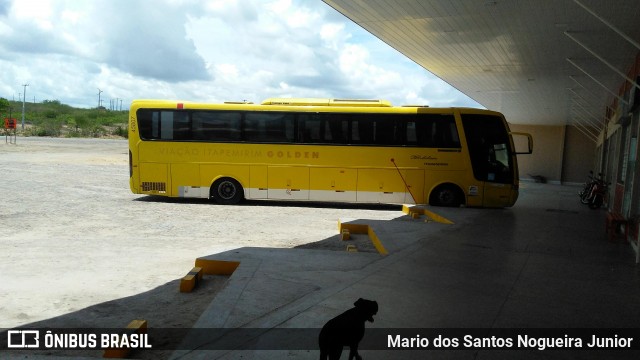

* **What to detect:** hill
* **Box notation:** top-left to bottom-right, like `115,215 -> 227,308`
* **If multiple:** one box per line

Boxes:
1,99 -> 128,138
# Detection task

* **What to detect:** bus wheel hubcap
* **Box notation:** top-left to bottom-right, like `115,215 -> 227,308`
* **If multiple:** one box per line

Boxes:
219,181 -> 236,199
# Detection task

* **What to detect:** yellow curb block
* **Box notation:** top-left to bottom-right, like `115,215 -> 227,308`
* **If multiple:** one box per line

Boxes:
402,205 -> 454,225
103,319 -> 147,358
338,220 -> 388,256
180,259 -> 240,293
195,258 -> 240,276
180,267 -> 203,293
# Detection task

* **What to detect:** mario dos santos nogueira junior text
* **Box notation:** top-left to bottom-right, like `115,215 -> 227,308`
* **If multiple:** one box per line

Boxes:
387,333 -> 634,350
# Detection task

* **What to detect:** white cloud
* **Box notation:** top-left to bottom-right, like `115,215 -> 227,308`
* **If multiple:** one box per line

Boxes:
0,0 -> 482,109
11,0 -> 54,29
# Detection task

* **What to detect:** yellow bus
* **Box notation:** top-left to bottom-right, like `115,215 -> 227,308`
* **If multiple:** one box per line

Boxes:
128,98 -> 532,207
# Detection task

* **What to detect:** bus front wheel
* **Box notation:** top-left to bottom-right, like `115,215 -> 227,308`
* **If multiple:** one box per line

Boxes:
429,184 -> 464,207
211,178 -> 244,205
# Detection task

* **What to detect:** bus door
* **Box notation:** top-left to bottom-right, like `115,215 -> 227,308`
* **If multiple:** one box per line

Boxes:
461,114 -> 515,207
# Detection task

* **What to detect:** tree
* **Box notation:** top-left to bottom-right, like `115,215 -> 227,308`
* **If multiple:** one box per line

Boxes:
0,97 -> 10,116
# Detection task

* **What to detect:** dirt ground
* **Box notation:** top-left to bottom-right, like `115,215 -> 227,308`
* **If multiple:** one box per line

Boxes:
0,137 -> 402,358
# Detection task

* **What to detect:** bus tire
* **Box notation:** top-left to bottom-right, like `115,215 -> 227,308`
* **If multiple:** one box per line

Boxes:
429,184 -> 464,207
211,178 -> 244,205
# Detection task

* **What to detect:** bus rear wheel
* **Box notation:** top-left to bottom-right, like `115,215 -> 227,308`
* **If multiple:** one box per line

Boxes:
429,184 -> 464,207
211,178 -> 244,205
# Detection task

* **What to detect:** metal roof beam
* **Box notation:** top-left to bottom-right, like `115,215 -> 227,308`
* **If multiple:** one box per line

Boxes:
570,118 -> 599,143
571,105 -> 602,129
572,0 -> 640,51
565,31 -> 640,89
573,119 -> 599,138
571,117 -> 598,143
568,89 -> 605,128
568,88 -> 600,112
569,76 -> 605,102
571,106 -> 602,129
566,58 -> 629,105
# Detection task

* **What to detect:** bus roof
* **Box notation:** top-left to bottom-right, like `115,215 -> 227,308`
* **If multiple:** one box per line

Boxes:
261,98 -> 392,107
129,99 -> 497,116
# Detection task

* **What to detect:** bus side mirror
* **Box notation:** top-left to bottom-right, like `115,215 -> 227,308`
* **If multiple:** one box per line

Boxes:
510,132 -> 533,154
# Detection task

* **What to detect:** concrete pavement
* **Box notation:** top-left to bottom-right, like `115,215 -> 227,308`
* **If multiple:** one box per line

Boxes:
171,183 -> 640,359
3,182 -> 638,359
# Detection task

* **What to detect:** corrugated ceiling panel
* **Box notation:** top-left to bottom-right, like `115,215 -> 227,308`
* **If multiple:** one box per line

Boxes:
323,0 -> 640,125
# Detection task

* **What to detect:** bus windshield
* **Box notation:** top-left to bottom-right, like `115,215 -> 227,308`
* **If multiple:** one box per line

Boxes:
461,114 -> 514,184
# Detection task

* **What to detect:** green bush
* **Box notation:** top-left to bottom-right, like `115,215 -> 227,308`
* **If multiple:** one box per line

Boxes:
112,125 -> 128,138
4,98 -> 129,138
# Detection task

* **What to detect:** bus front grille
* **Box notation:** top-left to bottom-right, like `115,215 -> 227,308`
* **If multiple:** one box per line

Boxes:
141,182 -> 167,193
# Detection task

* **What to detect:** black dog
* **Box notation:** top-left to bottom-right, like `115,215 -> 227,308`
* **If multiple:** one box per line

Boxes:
318,298 -> 378,360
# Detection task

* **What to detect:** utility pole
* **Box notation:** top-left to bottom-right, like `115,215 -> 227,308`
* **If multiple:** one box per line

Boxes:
21,84 -> 28,130
97,88 -> 103,109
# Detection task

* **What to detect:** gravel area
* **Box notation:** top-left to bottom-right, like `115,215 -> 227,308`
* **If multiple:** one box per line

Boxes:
0,137 -> 402,339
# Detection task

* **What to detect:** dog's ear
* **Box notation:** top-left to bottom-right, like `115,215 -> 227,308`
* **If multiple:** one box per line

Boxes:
354,298 -> 364,307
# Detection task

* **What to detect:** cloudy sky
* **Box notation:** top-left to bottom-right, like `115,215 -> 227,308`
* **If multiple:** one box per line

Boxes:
0,0 -> 482,110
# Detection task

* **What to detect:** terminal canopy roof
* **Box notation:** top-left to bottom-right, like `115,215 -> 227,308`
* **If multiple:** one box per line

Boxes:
323,0 -> 640,126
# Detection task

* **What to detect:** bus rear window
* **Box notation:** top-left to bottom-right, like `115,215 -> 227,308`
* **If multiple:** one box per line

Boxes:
137,109 -> 189,140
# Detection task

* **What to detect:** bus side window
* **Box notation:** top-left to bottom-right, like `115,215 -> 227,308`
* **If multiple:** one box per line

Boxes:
446,120 -> 461,148
356,117 -> 374,144
191,113 -> 204,140
326,114 -> 348,144
298,114 -> 322,143
390,118 -> 415,146
283,115 -> 294,141
243,116 -> 260,141
192,111 -> 241,141
350,120 -> 360,143
322,117 -> 333,142
375,117 -> 395,145
433,116 -> 460,148
405,121 -> 417,146
415,114 -> 460,148
157,111 -> 173,139
300,113 -> 344,144
415,120 -> 430,147
172,111 -> 190,140
244,113 -> 294,142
